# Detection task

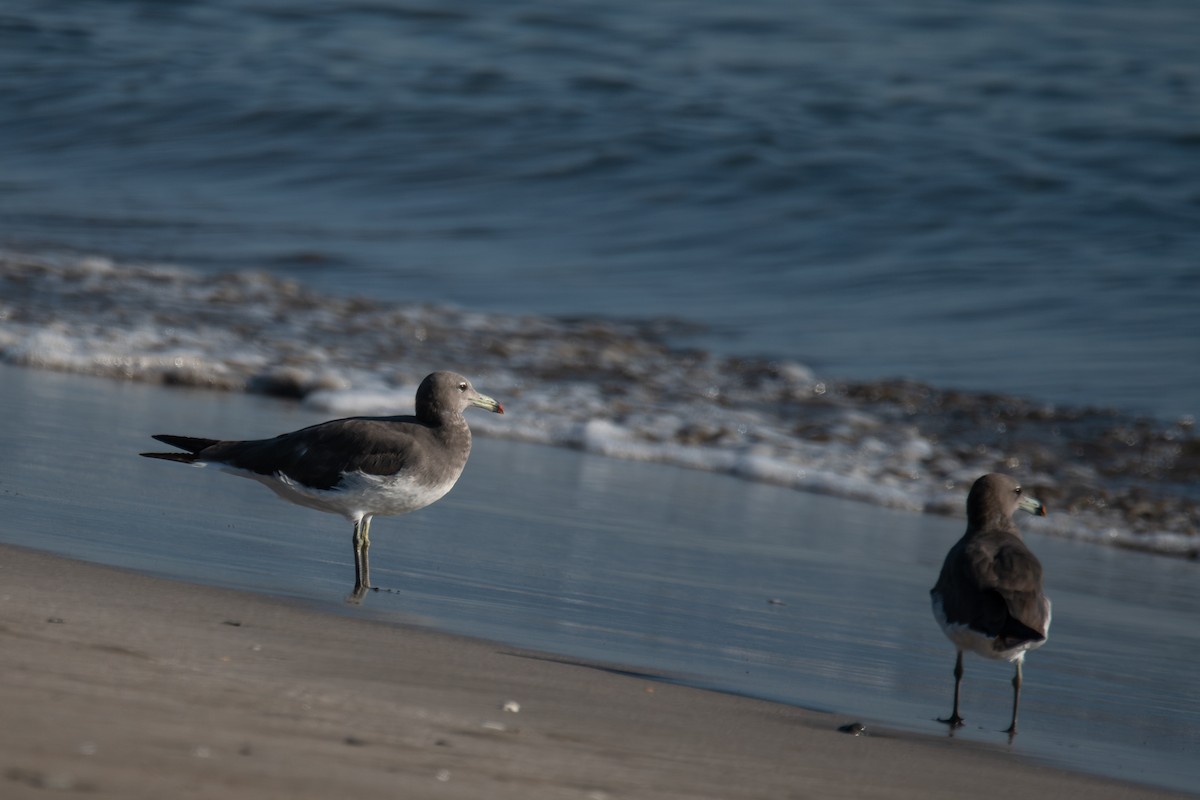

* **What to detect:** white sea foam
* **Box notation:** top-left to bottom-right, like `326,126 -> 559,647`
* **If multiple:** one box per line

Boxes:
2,250 -> 1197,557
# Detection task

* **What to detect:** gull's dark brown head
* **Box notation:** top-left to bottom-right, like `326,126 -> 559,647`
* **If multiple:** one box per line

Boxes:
966,473 -> 1046,532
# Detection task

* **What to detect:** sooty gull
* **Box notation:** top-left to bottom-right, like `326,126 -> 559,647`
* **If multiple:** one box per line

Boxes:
930,473 -> 1051,735
141,371 -> 503,603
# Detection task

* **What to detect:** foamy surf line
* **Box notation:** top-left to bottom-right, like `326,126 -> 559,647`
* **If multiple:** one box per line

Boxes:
2,250 -> 1197,556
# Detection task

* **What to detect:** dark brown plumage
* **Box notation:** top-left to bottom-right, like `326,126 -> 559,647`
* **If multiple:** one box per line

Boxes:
142,371 -> 503,602
931,473 -> 1050,735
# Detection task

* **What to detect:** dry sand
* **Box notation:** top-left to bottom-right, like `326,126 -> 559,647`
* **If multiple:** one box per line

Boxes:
0,543 -> 1176,799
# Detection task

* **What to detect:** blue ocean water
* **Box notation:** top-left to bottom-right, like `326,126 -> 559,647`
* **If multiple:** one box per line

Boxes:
2,0 -> 1198,418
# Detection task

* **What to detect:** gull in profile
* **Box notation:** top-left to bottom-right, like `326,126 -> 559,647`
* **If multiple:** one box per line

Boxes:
142,371 -> 503,603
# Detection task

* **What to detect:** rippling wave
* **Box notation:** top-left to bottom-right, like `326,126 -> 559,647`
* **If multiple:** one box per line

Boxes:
3,251 -> 1196,556
2,0 -> 1198,419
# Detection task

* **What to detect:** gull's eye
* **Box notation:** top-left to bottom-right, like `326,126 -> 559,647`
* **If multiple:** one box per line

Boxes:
458,382 -> 468,392
1015,486 -> 1023,495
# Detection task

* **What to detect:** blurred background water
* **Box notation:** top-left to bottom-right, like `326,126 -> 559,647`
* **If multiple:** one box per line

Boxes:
2,0 -> 1198,417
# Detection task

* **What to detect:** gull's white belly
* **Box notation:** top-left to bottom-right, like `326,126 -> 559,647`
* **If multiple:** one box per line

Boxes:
224,466 -> 459,521
931,593 -> 1052,663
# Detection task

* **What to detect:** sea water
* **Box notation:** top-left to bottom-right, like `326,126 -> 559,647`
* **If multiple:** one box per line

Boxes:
1,0 -> 1197,415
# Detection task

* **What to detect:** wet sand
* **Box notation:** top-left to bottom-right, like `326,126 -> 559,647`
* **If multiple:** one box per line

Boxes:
0,543 -> 1181,800
2,363 -> 1199,793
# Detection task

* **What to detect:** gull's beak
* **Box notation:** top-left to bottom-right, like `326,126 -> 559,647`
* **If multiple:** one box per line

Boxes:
470,391 -> 504,414
1018,494 -> 1047,517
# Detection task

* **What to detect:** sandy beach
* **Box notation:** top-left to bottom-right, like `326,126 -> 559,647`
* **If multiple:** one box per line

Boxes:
0,543 -> 1181,800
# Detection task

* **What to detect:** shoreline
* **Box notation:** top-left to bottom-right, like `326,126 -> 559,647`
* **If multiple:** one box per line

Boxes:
0,543 -> 1183,799
3,254 -> 1200,559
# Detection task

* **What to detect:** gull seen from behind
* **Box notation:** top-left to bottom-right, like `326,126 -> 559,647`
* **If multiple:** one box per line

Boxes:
930,472 -> 1051,736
